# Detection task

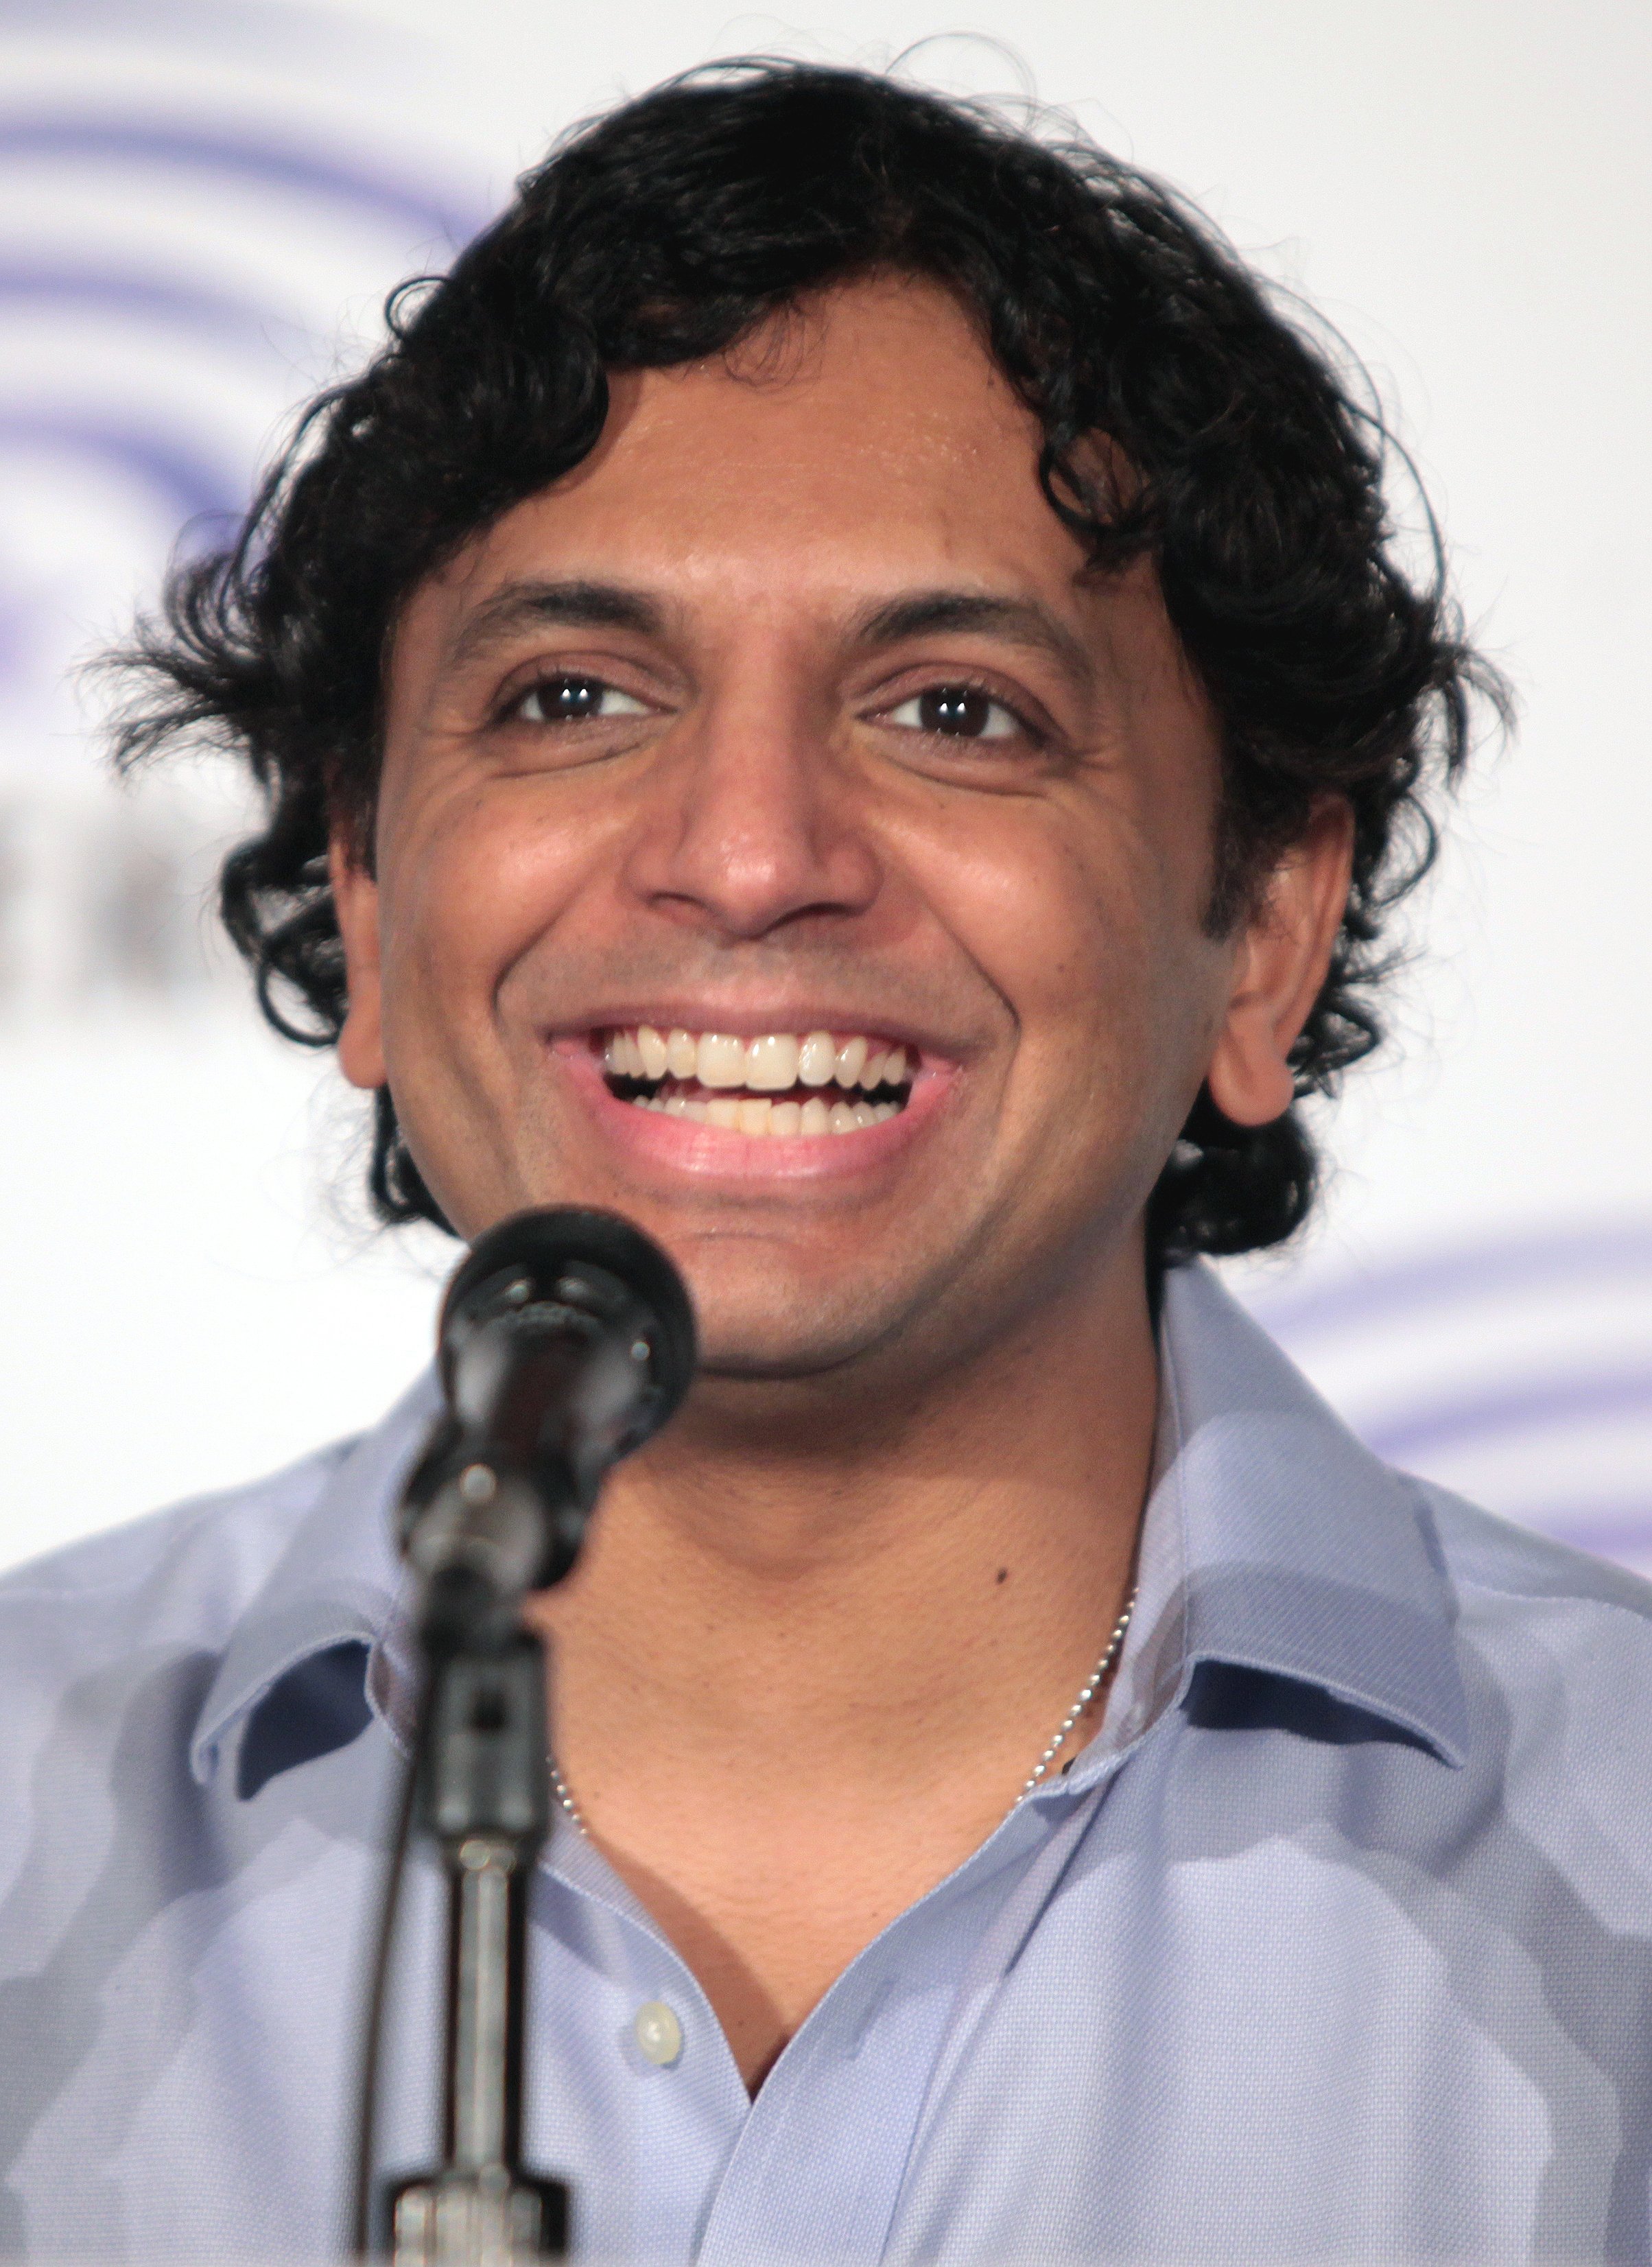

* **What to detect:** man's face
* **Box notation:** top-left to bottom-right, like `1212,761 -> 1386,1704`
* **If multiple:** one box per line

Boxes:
337,279 -> 1244,1387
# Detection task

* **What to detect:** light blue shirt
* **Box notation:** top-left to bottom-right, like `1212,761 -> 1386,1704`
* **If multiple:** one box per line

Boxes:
2,1260 -> 1651,2263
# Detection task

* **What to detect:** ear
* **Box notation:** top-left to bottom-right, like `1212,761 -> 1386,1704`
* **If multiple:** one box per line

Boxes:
329,828 -> 386,1092
1205,797 -> 1355,1128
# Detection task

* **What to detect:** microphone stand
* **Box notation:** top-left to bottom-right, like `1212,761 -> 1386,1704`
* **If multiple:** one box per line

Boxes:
387,1629 -> 568,2264
368,1461 -> 576,2265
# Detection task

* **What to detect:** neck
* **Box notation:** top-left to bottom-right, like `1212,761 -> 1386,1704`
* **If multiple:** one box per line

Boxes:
526,1232 -> 1159,1805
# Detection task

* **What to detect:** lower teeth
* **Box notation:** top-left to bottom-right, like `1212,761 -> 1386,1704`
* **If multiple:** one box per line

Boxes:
624,1091 -> 901,1135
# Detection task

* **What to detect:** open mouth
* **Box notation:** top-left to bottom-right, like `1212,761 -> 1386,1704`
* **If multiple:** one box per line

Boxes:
598,1026 -> 913,1138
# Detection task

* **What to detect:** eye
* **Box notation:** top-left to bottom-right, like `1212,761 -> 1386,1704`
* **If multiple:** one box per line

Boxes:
510,674 -> 650,725
886,684 -> 1023,741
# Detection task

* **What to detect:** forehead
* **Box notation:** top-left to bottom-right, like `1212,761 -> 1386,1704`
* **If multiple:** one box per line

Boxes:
415,276 -> 1089,628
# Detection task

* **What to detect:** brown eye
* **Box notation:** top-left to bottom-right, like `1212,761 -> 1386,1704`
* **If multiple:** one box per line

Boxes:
888,685 -> 1019,740
514,674 -> 648,725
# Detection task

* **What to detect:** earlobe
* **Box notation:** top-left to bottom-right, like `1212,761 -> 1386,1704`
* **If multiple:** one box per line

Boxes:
1206,1011 -> 1297,1129
328,833 -> 388,1093
1205,798 -> 1355,1130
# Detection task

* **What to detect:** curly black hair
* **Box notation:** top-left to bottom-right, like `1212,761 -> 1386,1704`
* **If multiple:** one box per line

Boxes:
110,59 -> 1506,1260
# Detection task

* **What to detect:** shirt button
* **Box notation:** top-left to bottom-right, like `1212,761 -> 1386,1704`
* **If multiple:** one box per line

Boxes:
633,2000 -> 683,2067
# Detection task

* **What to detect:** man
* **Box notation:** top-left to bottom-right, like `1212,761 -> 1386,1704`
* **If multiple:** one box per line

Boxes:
2,57 -> 1649,2266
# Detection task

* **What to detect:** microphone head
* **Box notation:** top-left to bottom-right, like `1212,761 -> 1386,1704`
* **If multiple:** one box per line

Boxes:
438,1206 -> 697,1443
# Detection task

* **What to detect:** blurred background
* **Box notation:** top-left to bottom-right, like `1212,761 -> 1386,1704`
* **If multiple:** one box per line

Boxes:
1,0 -> 1647,1573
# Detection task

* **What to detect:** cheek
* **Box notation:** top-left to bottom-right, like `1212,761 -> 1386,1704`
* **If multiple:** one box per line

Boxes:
375,781 -> 596,1046
912,803 -> 1168,1052
904,797 -> 1222,1158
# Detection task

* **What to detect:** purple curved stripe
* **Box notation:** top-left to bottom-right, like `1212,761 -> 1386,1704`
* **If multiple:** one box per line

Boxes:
0,266 -> 297,349
0,119 -> 488,246
1532,1509 -> 1652,1561
1367,1367 -> 1652,1464
0,414 -> 239,527
1251,1221 -> 1652,1338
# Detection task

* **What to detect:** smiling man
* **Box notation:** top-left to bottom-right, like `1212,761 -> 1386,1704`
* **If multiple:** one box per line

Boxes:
4,57 -> 1652,2267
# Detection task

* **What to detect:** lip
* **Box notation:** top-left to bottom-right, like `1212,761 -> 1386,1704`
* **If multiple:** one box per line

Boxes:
550,1035 -> 956,1184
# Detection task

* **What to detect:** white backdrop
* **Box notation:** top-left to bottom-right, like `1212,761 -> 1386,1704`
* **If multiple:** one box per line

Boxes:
1,0 -> 1648,1572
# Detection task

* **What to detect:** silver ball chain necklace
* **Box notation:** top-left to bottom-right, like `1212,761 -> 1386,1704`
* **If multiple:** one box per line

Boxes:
547,1583 -> 1138,1837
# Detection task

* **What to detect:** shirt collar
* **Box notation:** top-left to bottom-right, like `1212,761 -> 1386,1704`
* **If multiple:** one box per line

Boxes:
189,1369 -> 440,1785
1061,1259 -> 1469,1794
190,1260 -> 1470,1789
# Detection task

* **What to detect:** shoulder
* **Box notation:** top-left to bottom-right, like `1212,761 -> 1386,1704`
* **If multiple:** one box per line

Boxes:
1417,1477 -> 1652,1811
0,1435 -> 379,1878
0,1435 -> 359,1669
1420,1474 -> 1652,1625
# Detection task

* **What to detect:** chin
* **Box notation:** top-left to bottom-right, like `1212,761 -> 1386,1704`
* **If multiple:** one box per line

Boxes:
678,1260 -> 907,1384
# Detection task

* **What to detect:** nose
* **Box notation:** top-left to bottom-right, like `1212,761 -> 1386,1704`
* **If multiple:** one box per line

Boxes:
620,671 -> 882,942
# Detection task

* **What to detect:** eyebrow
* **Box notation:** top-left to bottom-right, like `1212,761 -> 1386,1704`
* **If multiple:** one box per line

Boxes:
445,579 -> 665,670
851,589 -> 1096,692
444,577 -> 1095,690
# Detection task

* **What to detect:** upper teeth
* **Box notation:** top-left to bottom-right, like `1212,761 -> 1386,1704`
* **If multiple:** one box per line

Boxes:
603,1028 -> 909,1094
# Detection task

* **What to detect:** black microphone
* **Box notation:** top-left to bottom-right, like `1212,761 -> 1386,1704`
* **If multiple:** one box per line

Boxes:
402,1208 -> 696,1651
